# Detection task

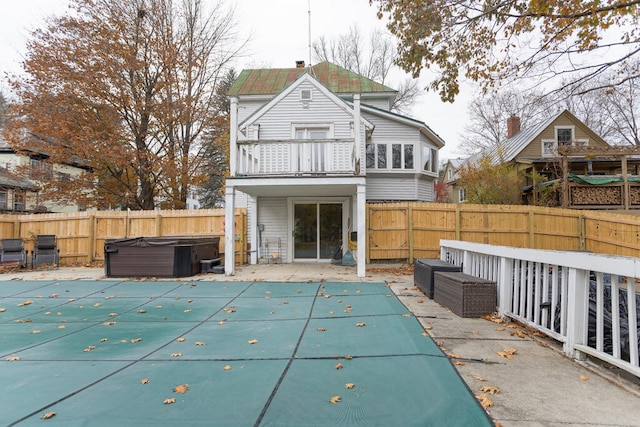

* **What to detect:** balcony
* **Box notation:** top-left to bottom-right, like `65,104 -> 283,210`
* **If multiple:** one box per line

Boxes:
235,139 -> 357,177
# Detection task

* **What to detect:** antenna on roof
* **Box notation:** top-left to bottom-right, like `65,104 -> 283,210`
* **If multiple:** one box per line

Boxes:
308,0 -> 315,76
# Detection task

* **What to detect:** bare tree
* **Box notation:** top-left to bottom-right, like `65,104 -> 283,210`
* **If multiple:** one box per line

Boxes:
461,89 -> 551,154
312,24 -> 419,114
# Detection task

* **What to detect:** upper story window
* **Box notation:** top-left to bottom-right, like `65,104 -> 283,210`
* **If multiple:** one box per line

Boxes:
300,89 -> 312,101
0,191 -> 6,210
557,127 -> 573,146
366,143 -> 415,170
422,145 -> 438,173
30,158 -> 53,180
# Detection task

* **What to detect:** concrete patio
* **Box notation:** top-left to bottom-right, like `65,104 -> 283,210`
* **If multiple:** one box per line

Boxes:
2,262 -> 640,426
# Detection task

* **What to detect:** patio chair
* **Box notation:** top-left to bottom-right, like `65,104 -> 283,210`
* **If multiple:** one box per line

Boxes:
0,238 -> 27,268
31,235 -> 60,269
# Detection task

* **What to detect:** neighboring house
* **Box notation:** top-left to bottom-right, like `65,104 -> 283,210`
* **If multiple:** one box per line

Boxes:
448,109 -> 640,208
0,134 -> 90,213
441,158 -> 465,203
224,61 -> 445,276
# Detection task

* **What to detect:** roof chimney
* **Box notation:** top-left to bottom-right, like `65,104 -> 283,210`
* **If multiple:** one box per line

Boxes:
507,115 -> 521,138
296,60 -> 305,68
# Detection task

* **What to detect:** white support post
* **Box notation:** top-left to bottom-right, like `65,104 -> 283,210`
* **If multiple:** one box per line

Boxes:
224,185 -> 235,276
353,93 -> 362,175
249,195 -> 258,265
357,184 -> 366,278
230,97 -> 238,177
564,267 -> 589,360
497,257 -> 514,316
462,250 -> 472,275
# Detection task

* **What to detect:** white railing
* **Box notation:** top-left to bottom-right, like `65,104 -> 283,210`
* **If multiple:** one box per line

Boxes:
440,239 -> 640,378
236,139 -> 356,176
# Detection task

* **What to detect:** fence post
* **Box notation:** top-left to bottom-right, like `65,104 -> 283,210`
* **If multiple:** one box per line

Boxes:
497,257 -> 513,316
155,213 -> 162,237
564,267 -> 589,360
408,204 -> 414,264
579,215 -> 586,251
365,205 -> 371,264
88,214 -> 95,263
455,205 -> 461,241
529,208 -> 535,248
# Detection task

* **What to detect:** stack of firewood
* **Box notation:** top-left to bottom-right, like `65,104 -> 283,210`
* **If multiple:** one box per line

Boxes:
571,186 -> 621,205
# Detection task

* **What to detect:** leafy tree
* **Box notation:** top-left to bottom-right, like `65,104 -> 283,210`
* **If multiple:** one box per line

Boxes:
312,24 -> 419,114
456,154 -> 523,204
7,0 -> 242,210
370,0 -> 640,102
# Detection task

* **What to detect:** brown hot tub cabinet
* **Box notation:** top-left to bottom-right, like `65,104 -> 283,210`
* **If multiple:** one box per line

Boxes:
104,237 -> 220,278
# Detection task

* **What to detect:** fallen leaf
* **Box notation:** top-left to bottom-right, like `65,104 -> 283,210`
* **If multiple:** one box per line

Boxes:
480,385 -> 500,395
335,362 -> 343,370
455,361 -> 465,366
141,378 -> 149,384
183,309 -> 192,313
345,383 -> 355,389
108,313 -> 117,317
248,339 -> 259,345
224,365 -> 232,371
329,395 -> 341,404
131,338 -> 142,343
355,322 -> 366,327
164,398 -> 176,405
40,412 -> 56,419
475,393 -> 494,409
18,300 -> 33,307
58,325 -> 66,329
176,337 -> 185,342
138,309 -> 147,313
495,327 -> 505,331
317,327 -> 326,332
0,308 -> 6,312
173,384 -> 189,394
580,375 -> 590,381
31,330 -> 41,334
447,353 -> 463,359
417,300 -> 424,304
344,355 -> 353,360
194,341 -> 206,346
218,321 -> 225,325
422,332 -> 429,336
103,321 -> 116,326
6,356 -> 20,362
472,375 -> 486,381
424,325 -> 433,330
402,314 -> 410,318
507,324 -> 519,329
171,353 -> 183,357
100,338 -> 108,342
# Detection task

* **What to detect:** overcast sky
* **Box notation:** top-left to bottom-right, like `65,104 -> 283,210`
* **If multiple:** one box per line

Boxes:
0,0 -> 471,159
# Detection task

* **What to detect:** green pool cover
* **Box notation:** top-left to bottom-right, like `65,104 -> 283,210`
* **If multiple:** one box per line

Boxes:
0,280 -> 493,426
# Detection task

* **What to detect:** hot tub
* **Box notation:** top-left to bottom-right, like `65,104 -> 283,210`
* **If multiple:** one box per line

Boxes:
104,236 -> 220,278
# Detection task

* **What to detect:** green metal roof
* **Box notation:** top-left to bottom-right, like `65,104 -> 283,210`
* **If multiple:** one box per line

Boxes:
228,61 -> 397,96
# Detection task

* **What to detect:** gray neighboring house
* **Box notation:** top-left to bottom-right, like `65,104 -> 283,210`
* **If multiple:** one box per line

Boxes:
223,62 -> 445,276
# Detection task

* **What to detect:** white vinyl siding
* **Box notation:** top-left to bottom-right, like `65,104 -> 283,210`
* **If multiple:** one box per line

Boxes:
251,81 -> 353,140
366,175 -> 418,201
257,197 -> 289,261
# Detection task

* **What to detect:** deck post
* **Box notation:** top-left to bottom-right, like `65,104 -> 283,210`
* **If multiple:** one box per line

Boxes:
225,185 -> 235,275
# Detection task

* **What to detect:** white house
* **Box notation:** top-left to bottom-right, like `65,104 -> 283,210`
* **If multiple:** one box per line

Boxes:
224,62 -> 445,277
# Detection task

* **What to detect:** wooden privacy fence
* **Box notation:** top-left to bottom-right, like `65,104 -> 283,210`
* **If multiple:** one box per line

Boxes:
0,209 -> 246,266
366,203 -> 640,262
2,203 -> 640,266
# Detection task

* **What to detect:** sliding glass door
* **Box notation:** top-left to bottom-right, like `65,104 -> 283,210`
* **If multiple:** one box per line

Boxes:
293,202 -> 343,260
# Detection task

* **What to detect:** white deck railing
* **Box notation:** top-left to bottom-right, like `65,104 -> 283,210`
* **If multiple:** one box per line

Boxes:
236,139 -> 356,176
440,239 -> 640,378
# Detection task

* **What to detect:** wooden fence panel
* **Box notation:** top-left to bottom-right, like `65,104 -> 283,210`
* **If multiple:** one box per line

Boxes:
531,208 -> 582,250
411,204 -> 457,260
367,204 -> 410,260
583,210 -> 640,257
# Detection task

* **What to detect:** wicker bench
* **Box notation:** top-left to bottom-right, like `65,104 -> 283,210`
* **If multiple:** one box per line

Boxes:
414,258 -> 462,299
433,271 -> 496,318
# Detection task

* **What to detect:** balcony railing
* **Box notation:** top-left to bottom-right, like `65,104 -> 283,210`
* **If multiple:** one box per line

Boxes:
440,239 -> 640,378
236,139 -> 356,176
